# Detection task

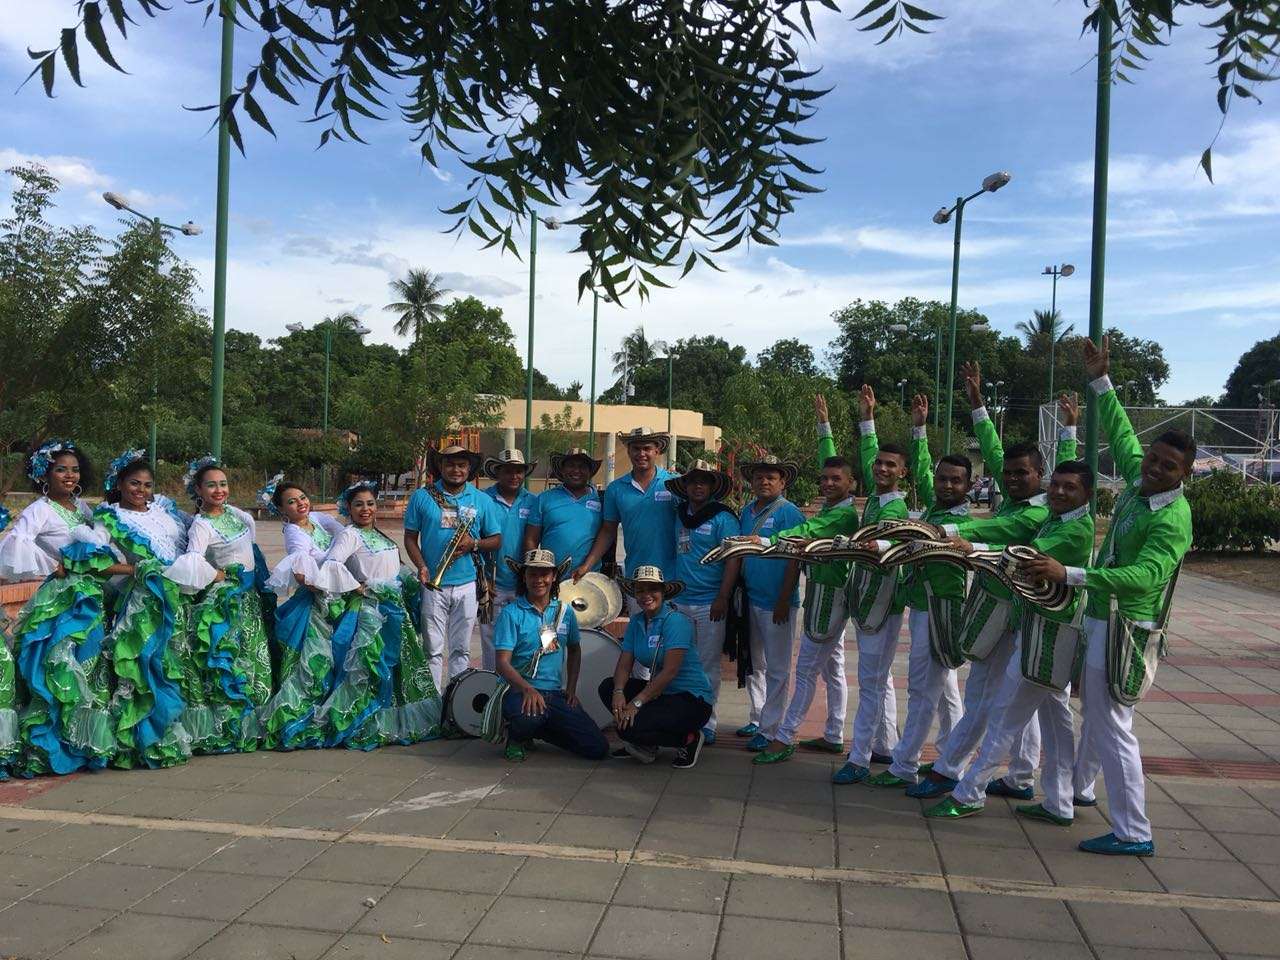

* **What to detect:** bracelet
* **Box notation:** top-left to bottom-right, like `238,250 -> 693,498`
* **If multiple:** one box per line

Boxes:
612,690 -> 626,700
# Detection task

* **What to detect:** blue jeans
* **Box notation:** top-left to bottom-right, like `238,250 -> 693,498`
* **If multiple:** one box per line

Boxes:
502,688 -> 609,760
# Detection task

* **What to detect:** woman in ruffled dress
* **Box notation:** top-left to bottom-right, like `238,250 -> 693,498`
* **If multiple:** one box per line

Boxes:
0,441 -> 121,776
259,475 -> 347,749
94,450 -> 195,769
167,457 -> 273,754
305,481 -> 441,748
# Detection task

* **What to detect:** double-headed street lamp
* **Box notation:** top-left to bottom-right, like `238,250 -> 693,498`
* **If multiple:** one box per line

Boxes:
933,170 -> 1012,451
102,192 -> 202,472
286,318 -> 372,501
524,215 -> 563,461
1042,263 -> 1075,403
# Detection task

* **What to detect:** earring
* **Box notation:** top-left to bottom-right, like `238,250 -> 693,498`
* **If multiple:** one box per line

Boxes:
73,484 -> 83,499
41,482 -> 49,496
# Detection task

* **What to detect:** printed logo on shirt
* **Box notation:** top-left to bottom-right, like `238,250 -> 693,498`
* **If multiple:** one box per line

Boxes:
440,508 -> 459,529
654,490 -> 672,501
677,529 -> 692,554
557,620 -> 569,637
647,633 -> 661,648
696,522 -> 713,534
518,508 -> 530,519
762,517 -> 776,528
586,500 -> 601,512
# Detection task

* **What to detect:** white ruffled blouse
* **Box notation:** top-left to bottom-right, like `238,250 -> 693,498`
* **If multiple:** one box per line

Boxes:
100,496 -> 191,566
0,497 -> 98,581
167,505 -> 257,594
307,525 -> 402,595
266,514 -> 347,597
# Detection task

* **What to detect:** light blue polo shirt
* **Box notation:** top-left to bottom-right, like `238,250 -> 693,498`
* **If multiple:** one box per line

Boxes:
404,481 -> 501,588
527,484 -> 603,579
493,597 -> 580,692
483,485 -> 537,591
673,507 -> 740,606
739,497 -> 804,610
603,467 -> 678,577
622,606 -> 712,704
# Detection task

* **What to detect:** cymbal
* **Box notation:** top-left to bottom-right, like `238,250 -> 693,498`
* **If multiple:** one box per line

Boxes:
561,572 -> 623,629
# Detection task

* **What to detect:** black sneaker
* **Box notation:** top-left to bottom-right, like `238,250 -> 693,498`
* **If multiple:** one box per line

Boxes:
672,730 -> 705,769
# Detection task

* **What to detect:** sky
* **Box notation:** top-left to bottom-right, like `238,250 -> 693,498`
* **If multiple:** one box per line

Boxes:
2,1 -> 1278,405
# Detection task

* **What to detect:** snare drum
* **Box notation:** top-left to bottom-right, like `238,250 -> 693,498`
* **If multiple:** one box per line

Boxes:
444,668 -> 503,737
578,628 -> 623,728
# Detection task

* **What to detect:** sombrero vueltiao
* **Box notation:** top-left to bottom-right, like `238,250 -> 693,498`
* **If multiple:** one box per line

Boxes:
429,444 -> 483,482
549,447 -> 603,484
505,548 -> 572,580
665,458 -> 733,502
617,427 -> 669,454
620,564 -> 684,600
739,453 -> 799,488
482,448 -> 538,481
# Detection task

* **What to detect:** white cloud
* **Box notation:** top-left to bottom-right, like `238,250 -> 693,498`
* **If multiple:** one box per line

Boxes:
784,225 -> 1019,260
0,148 -> 110,190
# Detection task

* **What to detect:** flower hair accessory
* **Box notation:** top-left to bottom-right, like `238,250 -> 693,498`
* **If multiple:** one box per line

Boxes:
337,480 -> 379,518
183,455 -> 220,503
104,448 -> 148,493
28,439 -> 77,483
256,472 -> 285,517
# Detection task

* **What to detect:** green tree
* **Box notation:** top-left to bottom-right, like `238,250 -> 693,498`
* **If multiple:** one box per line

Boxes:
757,338 -> 819,377
531,405 -> 585,464
384,269 -> 450,348
1221,333 -> 1280,408
1015,309 -> 1074,351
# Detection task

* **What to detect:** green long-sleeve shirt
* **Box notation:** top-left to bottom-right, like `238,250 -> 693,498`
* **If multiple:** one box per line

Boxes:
898,426 -> 969,608
799,421 -> 855,589
1066,379 -> 1192,623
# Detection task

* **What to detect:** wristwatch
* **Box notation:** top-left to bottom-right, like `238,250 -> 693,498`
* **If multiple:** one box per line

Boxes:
631,698 -> 644,709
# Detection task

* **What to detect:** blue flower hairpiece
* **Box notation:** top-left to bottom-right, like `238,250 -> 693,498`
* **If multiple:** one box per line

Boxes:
256,472 -> 285,517
28,439 -> 77,484
337,480 -> 379,518
104,448 -> 148,493
0,504 -> 10,534
183,455 -> 220,503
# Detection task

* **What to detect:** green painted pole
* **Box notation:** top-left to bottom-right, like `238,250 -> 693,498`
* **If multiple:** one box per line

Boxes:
1084,8 -> 1112,496
932,324 -> 941,428
942,196 -> 965,453
208,2 -> 235,460
588,291 -> 598,455
524,217 -> 537,461
666,353 -> 673,468
321,324 -> 331,502
149,216 -> 162,472
1048,270 -> 1059,404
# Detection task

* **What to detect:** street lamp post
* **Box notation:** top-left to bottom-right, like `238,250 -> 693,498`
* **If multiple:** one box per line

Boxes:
287,318 -> 372,501
650,344 -> 676,468
524,215 -> 562,462
1123,380 -> 1137,406
933,170 -> 1013,452
897,379 -> 907,407
891,320 -> 945,427
102,192 -> 202,473
588,291 -> 599,455
1042,263 -> 1075,403
987,380 -> 1006,440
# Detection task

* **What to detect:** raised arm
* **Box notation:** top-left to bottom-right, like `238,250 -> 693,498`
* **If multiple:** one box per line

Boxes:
910,393 -> 935,509
1057,391 -> 1080,463
963,361 -> 1005,497
858,384 -> 878,494
815,393 -> 836,467
1084,336 -> 1144,486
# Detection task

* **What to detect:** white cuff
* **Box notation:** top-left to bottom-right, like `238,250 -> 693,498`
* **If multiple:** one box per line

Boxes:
970,543 -> 989,553
942,524 -> 959,537
912,426 -> 927,440
308,561 -> 361,596
164,554 -> 219,594
971,407 -> 990,424
1064,566 -> 1088,586
0,537 -> 58,581
266,554 -> 321,598
817,421 -> 833,438
1058,425 -> 1077,441
1089,375 -> 1113,395
874,539 -> 892,553
858,420 -> 875,437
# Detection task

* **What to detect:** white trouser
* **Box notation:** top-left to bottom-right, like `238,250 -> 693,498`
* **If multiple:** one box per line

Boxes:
776,629 -> 848,746
1078,616 -> 1151,842
933,627 -> 1040,789
421,581 -> 479,693
952,634 -> 1076,819
889,608 -> 963,780
848,613 -> 905,766
745,605 -> 798,739
477,587 -> 517,671
674,602 -> 725,733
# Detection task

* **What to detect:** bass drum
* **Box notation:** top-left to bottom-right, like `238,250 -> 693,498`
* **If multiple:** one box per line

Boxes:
578,628 -> 624,729
444,668 -> 503,737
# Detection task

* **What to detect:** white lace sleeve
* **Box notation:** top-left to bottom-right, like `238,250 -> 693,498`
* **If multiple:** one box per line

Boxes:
307,526 -> 362,594
0,502 -> 58,581
164,516 -> 218,593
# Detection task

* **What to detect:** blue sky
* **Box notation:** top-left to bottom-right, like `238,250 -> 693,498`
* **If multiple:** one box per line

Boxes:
3,1 -> 1278,404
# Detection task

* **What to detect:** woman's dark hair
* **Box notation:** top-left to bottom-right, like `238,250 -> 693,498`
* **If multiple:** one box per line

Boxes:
106,460 -> 154,504
515,566 -> 562,600
192,462 -> 227,503
27,447 -> 94,494
271,480 -> 307,512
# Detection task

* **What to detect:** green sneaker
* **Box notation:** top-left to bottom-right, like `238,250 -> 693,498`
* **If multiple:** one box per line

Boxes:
923,796 -> 984,820
504,740 -> 528,763
918,762 -> 934,775
798,737 -> 844,754
753,744 -> 797,765
866,770 -> 911,788
1015,802 -> 1073,826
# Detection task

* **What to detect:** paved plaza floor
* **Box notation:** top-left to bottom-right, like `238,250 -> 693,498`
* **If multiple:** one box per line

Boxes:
4,525 -> 1280,958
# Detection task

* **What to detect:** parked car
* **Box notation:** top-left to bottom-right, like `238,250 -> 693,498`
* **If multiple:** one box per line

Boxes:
968,476 -> 994,506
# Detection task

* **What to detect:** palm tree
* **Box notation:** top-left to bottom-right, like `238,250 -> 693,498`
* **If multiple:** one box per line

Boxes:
1015,309 -> 1074,351
384,269 -> 450,346
611,325 -> 655,377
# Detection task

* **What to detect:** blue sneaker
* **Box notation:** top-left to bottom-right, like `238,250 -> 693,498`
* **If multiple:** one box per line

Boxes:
906,775 -> 957,799
985,779 -> 1034,801
1079,832 -> 1154,857
745,733 -> 770,752
735,722 -> 759,738
832,762 -> 870,785
702,727 -> 717,746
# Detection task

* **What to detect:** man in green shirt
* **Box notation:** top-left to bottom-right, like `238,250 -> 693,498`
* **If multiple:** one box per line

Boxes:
923,458 -> 1096,825
1021,337 -> 1194,858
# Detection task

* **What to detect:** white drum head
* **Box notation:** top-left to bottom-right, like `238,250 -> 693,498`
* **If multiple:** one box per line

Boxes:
577,628 -> 623,729
444,668 -> 503,737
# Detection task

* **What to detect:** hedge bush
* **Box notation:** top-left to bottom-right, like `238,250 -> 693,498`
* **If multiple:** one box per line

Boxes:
1185,471 -> 1280,553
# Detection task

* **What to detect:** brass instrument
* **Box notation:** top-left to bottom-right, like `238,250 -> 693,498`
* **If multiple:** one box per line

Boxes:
427,510 -> 475,591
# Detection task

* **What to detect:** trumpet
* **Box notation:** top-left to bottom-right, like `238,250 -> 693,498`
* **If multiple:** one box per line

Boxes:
427,511 -> 475,591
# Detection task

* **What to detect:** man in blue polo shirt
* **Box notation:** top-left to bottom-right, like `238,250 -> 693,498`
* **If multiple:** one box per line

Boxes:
479,449 -> 538,670
524,448 -> 604,579
405,445 -> 502,691
572,428 -> 677,581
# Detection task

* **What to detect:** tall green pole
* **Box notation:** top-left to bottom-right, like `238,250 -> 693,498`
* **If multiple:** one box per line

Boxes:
208,2 -> 235,460
524,216 -> 537,461
932,324 -> 941,428
149,216 -> 162,472
666,353 -> 673,468
1084,9 -> 1112,492
1047,270 -> 1059,403
588,291 -> 598,455
321,324 -> 331,502
942,196 -> 965,452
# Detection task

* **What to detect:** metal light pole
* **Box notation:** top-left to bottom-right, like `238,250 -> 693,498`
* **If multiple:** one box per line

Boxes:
588,291 -> 599,455
987,380 -> 1006,440
209,0 -> 236,460
934,170 -> 1013,452
525,215 -> 562,461
666,351 -> 674,468
897,379 -> 907,407
1084,9 -> 1113,493
1042,263 -> 1075,402
102,193 -> 202,472
891,321 -> 945,426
